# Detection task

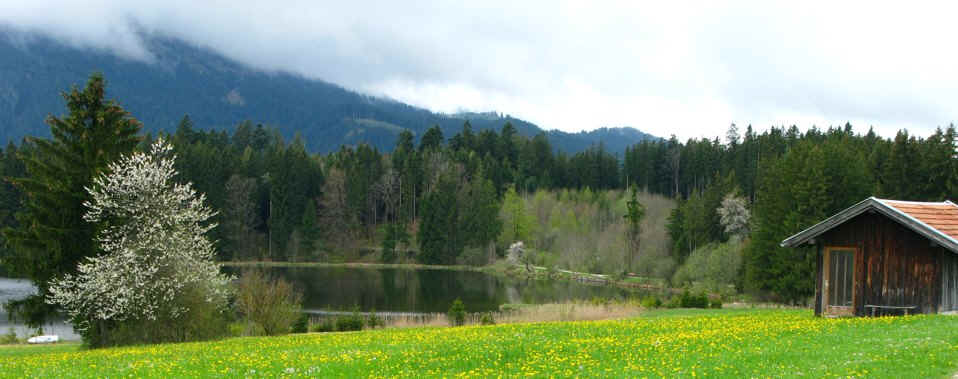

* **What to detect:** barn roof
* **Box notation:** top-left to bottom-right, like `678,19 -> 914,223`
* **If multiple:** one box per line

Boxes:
780,197 -> 958,254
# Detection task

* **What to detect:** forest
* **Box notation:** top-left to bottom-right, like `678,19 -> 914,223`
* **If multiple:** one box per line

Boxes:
0,74 -> 956,309
0,31 -> 653,154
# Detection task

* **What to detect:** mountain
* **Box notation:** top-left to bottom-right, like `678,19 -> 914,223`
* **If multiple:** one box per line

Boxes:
0,29 -> 656,153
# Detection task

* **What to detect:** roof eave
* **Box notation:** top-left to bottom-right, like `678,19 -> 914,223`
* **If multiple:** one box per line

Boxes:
780,197 -> 877,248
780,197 -> 958,254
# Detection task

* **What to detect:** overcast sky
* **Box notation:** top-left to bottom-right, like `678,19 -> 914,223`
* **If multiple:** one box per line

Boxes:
1,1 -> 956,139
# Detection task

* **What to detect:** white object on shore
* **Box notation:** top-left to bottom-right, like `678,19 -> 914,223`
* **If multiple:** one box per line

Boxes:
27,335 -> 59,344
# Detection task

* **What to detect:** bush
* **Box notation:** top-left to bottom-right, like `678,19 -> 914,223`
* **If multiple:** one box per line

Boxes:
93,285 -> 231,346
589,297 -> 610,306
291,313 -> 309,334
235,270 -> 303,336
448,299 -> 466,326
228,322 -> 246,337
640,296 -> 662,309
366,310 -> 384,329
1,328 -> 18,344
664,296 -> 682,309
479,312 -> 496,325
335,311 -> 365,332
710,298 -> 723,309
678,290 -> 709,309
499,303 -> 522,313
671,240 -> 744,292
310,319 -> 335,333
458,246 -> 490,267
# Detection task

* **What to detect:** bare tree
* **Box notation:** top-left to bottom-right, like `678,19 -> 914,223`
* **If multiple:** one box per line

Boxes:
319,168 -> 352,251
223,174 -> 260,260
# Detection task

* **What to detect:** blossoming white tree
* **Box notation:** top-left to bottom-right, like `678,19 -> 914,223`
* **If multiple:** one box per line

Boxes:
47,138 -> 231,346
717,193 -> 750,241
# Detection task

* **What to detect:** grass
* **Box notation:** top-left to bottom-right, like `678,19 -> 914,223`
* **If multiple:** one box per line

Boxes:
381,301 -> 644,328
3,309 -> 958,377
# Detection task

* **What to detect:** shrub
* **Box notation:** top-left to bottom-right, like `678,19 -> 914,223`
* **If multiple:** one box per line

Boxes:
228,322 -> 246,337
547,265 -> 560,279
458,246 -> 490,267
640,296 -> 662,309
671,240 -> 744,292
499,303 -> 523,313
291,313 -> 309,334
664,296 -> 682,309
710,298 -> 723,309
1,328 -> 18,344
479,312 -> 496,325
448,299 -> 466,326
310,319 -> 335,333
235,270 -> 303,336
589,297 -> 610,306
366,310 -> 384,329
678,290 -> 709,309
335,311 -> 365,332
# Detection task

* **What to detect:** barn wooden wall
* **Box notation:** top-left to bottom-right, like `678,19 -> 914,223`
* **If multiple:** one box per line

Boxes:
939,251 -> 958,312
821,213 -> 947,315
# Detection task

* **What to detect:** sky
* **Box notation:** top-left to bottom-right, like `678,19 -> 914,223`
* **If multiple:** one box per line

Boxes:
1,1 -> 956,140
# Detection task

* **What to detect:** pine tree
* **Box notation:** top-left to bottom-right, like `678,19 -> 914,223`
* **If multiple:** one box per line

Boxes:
3,73 -> 141,326
459,174 -> 502,263
417,175 -> 460,264
300,198 -> 320,258
745,138 -> 869,303
624,186 -> 646,274
419,125 -> 444,152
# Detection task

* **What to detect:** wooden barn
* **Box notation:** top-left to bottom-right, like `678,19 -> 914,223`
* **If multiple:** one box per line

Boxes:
781,197 -> 958,317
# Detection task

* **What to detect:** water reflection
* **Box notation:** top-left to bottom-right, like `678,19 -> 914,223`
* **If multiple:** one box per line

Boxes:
0,267 -> 632,340
223,266 -> 630,313
0,277 -> 79,340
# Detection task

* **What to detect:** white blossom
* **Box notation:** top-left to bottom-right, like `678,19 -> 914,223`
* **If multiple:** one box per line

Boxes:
717,193 -> 750,240
47,138 -> 231,331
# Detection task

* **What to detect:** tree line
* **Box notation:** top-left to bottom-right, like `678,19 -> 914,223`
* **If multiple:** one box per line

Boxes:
2,73 -> 957,327
655,123 -> 957,303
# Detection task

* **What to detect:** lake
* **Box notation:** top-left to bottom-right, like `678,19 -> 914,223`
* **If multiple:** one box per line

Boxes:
222,266 -> 631,314
1,266 -> 631,338
0,277 -> 79,340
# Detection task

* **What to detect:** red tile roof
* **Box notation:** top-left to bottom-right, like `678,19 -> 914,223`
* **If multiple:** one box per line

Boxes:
782,197 -> 958,253
881,200 -> 958,241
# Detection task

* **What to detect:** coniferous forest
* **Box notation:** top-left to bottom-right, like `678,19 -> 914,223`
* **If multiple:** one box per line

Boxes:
1,74 -> 956,321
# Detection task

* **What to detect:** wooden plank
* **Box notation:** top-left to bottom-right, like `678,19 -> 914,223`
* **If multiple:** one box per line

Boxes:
822,212 -> 945,315
815,245 -> 823,316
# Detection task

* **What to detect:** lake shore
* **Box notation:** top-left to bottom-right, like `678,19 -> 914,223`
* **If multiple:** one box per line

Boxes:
221,261 -> 484,272
221,260 -> 677,295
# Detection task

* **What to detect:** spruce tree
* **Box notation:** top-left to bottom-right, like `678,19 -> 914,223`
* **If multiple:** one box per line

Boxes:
3,73 -> 141,326
417,175 -> 460,264
624,186 -> 646,274
300,198 -> 320,258
459,174 -> 502,263
419,125 -> 444,152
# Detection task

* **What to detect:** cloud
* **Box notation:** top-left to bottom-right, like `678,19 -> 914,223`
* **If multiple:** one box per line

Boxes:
1,1 -> 955,139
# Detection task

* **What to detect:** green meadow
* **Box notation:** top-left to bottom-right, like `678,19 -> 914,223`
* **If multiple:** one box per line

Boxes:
3,309 -> 958,378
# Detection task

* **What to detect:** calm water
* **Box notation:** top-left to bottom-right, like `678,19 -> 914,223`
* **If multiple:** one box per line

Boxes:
0,277 -> 79,340
1,266 -> 630,338
223,266 -> 631,314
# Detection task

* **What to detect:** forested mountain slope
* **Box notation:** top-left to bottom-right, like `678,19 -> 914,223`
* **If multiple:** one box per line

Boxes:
0,29 -> 655,153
